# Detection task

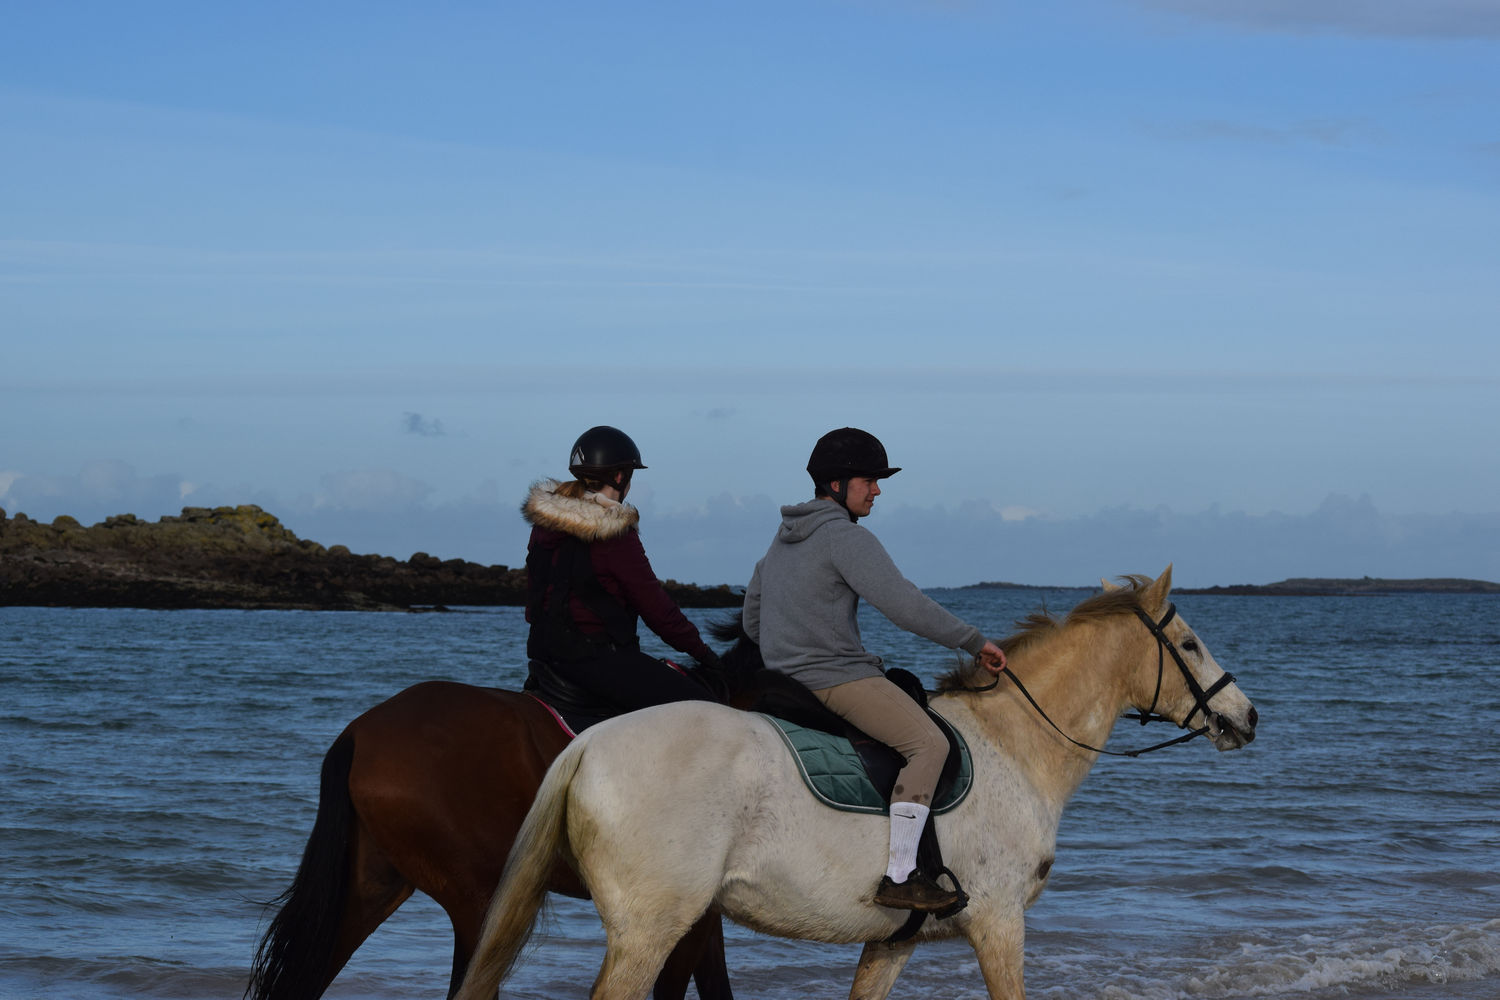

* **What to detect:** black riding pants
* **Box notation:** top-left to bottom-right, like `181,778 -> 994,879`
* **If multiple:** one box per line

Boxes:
550,646 -> 713,715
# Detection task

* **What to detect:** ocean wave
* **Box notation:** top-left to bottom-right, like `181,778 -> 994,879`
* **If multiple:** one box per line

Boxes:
1026,919 -> 1500,1000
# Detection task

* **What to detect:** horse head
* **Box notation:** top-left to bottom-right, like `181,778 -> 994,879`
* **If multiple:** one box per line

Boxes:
1110,565 -> 1258,751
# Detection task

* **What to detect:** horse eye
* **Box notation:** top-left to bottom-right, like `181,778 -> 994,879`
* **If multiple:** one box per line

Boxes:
1182,638 -> 1200,652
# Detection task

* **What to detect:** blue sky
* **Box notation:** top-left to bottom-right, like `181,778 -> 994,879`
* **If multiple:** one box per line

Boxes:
3,1 -> 1498,588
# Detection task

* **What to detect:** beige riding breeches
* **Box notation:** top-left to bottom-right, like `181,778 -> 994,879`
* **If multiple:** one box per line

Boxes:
813,674 -> 948,806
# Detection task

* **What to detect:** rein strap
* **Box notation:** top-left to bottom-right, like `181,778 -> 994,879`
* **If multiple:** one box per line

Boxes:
997,665 -> 1206,759
966,602 -> 1234,759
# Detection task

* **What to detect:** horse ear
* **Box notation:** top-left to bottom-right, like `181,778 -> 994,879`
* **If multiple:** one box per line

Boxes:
1100,577 -> 1120,592
1143,564 -> 1174,611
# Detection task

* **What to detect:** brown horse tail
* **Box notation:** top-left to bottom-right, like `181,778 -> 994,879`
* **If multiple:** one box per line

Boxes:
453,738 -> 587,1000
245,730 -> 356,1000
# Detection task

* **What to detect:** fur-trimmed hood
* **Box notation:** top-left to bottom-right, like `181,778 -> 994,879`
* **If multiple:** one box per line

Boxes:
521,479 -> 640,542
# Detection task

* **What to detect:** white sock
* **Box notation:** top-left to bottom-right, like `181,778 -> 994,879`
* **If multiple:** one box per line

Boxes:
886,801 -> 930,882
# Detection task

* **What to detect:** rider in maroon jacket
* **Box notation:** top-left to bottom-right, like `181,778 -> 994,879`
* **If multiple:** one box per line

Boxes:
522,426 -> 719,715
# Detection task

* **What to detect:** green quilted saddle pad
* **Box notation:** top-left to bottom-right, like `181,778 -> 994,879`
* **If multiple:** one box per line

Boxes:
761,711 -> 973,815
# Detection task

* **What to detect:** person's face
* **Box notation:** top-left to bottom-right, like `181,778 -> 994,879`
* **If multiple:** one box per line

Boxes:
841,476 -> 882,517
600,469 -> 632,502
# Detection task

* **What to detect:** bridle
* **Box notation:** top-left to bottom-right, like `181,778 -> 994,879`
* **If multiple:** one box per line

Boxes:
965,603 -> 1238,759
1128,603 -> 1237,729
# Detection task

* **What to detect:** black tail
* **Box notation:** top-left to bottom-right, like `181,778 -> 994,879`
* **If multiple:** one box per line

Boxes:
708,612 -> 772,702
245,730 -> 356,1000
706,613 -> 748,647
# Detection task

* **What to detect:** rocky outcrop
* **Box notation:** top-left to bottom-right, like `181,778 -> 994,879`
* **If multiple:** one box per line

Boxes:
962,576 -> 1500,595
0,505 -> 742,611
1176,577 -> 1500,596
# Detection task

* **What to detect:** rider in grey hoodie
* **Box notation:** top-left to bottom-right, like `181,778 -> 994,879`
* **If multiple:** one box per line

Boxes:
743,427 -> 1007,914
744,499 -> 985,687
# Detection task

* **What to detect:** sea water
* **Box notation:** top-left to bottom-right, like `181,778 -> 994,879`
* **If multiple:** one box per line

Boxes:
1,590 -> 1496,1000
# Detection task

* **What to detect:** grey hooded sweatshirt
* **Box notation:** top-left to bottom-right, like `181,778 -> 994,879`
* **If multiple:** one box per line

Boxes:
743,499 -> 988,690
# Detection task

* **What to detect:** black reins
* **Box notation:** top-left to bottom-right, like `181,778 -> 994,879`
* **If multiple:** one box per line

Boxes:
965,603 -> 1238,759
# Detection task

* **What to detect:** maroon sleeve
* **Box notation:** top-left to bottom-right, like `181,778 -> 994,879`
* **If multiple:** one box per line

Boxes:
590,529 -> 713,661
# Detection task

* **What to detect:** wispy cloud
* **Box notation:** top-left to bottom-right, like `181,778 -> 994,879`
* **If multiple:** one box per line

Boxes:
402,412 -> 446,437
1133,0 -> 1500,39
315,469 -> 434,512
1141,117 -> 1374,148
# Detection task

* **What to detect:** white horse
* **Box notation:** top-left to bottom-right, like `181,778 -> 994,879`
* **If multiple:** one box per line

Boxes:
455,567 -> 1258,1000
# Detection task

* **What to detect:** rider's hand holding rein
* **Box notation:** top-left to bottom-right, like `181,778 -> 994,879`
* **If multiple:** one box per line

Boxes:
977,641 -> 1007,676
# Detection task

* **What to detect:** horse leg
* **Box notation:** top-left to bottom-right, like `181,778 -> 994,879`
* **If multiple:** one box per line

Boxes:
592,920 -> 699,1000
966,910 -> 1027,999
327,813 -> 417,980
442,887 -> 498,1000
590,885 -> 714,1000
248,731 -> 412,1000
441,857 -> 718,1000
848,939 -> 916,1000
650,919 -> 698,1000
650,910 -> 732,1000
686,912 -> 733,1000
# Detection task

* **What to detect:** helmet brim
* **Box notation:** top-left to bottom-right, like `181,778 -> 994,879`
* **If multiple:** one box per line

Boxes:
810,466 -> 900,481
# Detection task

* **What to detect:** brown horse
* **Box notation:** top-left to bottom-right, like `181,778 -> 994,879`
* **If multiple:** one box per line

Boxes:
247,628 -> 760,1000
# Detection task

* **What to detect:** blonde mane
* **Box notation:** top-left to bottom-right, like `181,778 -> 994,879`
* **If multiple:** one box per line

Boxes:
935,576 -> 1155,692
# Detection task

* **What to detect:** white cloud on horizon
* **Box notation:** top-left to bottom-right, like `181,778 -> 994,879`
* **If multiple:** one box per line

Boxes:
2,461 -> 192,519
313,469 -> 434,513
5,463 -> 1498,588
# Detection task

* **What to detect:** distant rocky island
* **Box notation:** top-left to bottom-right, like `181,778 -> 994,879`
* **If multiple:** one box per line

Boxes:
1174,577 -> 1500,596
6,506 -> 1494,610
965,577 -> 1500,596
0,506 -> 742,611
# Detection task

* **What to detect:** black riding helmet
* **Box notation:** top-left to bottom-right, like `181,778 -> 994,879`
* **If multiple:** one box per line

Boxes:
806,427 -> 900,520
569,426 -> 646,488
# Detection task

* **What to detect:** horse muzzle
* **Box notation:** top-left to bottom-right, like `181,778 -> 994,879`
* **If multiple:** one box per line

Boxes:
1208,705 -> 1258,751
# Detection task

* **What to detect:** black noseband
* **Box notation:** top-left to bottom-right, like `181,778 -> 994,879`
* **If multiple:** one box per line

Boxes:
1130,604 -> 1237,732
